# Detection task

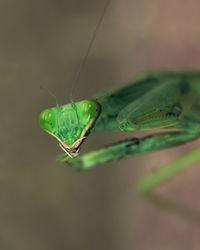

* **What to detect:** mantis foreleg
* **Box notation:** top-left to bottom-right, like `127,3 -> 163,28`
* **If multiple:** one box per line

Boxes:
58,120 -> 200,169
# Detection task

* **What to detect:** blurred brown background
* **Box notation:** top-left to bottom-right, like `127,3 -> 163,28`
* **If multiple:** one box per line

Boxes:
1,0 -> 200,249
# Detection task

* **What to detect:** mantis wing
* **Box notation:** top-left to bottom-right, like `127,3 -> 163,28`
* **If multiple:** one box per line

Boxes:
117,79 -> 188,132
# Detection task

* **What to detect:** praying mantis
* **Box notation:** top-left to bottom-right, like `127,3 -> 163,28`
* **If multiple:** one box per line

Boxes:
38,1 -> 200,218
39,71 -> 200,201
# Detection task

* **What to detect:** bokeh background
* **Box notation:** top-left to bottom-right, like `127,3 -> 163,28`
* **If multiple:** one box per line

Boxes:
1,0 -> 200,249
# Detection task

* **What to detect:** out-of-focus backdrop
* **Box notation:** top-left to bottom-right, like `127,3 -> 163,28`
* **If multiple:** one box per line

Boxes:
1,0 -> 200,249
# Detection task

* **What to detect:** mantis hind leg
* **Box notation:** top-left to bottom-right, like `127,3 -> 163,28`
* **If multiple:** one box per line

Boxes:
136,146 -> 200,221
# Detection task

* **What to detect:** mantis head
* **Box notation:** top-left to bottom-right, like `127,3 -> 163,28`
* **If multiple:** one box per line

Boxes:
39,100 -> 100,158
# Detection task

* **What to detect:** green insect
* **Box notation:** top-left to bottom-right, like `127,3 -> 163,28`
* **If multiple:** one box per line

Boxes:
39,70 -> 200,209
39,0 -> 200,218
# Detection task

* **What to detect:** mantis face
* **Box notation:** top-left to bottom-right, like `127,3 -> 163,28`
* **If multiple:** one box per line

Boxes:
39,100 -> 100,157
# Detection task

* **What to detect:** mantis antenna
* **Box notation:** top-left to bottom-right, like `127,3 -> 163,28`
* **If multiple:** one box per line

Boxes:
70,0 -> 111,101
40,85 -> 60,108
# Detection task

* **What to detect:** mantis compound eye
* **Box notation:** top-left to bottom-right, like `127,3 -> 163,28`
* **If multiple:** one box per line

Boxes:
79,100 -> 101,122
39,109 -> 57,134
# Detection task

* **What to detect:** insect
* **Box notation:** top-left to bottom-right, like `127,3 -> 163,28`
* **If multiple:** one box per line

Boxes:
39,71 -> 200,184
39,1 -> 200,218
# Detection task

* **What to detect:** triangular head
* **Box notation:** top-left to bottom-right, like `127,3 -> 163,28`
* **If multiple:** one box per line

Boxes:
39,100 -> 101,157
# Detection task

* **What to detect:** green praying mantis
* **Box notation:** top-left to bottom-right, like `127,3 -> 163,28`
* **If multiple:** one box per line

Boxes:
39,70 -> 200,203
38,1 -> 200,219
